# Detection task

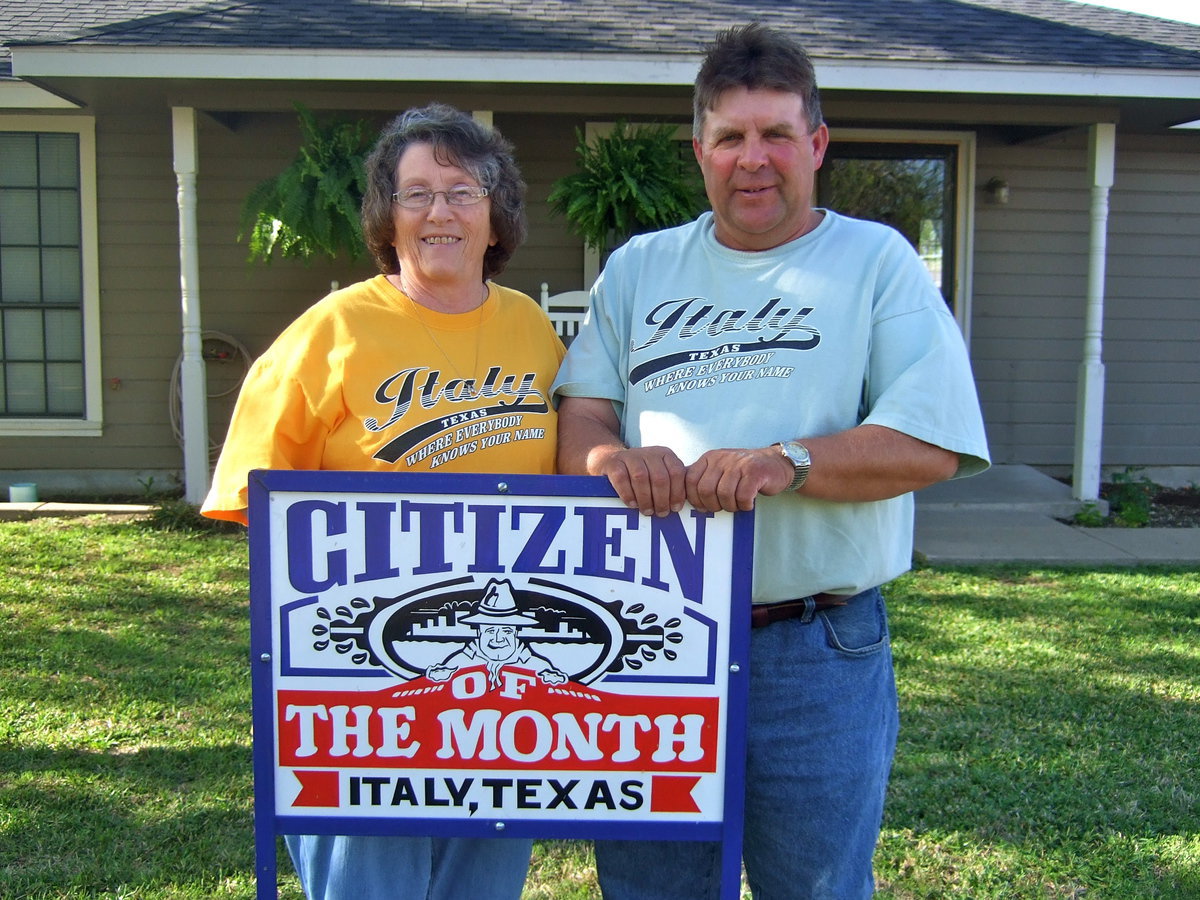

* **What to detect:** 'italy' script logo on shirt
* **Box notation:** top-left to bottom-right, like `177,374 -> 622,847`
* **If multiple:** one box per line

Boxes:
364,365 -> 549,465
628,296 -> 820,386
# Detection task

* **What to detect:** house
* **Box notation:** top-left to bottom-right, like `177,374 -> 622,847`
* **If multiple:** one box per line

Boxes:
3,0 -> 1198,503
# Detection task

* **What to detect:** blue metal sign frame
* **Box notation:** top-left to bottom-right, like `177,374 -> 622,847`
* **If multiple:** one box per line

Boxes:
248,470 -> 753,899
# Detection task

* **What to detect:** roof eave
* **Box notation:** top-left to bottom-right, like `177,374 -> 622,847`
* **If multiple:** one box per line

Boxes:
819,59 -> 1200,100
10,45 -> 1200,101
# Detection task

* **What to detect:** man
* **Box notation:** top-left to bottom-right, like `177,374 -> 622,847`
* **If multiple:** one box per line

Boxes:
552,23 -> 990,900
425,578 -> 568,687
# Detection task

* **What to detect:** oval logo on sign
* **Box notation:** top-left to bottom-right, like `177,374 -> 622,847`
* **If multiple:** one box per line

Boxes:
308,577 -> 684,687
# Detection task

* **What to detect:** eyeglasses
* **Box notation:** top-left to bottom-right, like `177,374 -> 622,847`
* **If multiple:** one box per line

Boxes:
391,186 -> 490,209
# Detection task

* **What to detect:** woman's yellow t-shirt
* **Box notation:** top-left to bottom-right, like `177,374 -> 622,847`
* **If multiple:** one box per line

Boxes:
202,276 -> 565,523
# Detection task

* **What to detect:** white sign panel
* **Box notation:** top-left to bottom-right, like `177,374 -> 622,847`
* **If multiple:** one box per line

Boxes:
248,470 -> 752,898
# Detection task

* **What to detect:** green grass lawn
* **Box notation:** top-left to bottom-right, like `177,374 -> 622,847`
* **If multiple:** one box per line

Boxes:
1,515 -> 1197,899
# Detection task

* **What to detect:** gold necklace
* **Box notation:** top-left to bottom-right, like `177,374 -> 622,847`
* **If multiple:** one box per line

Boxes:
399,279 -> 486,398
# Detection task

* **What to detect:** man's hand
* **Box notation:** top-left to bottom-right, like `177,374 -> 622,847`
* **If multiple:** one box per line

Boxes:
558,397 -> 687,517
559,397 -> 787,515
596,445 -> 687,517
685,446 -> 794,512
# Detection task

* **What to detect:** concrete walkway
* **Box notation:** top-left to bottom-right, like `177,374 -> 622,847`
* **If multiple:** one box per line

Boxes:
915,465 -> 1200,566
0,501 -> 154,522
3,466 -> 1198,565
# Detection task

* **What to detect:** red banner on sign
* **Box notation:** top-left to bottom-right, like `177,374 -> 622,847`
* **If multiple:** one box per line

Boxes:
292,770 -> 340,808
277,666 -> 719,773
650,775 -> 703,813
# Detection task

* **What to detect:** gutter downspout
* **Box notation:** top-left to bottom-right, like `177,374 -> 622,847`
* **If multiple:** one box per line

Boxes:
1072,122 -> 1115,502
172,107 -> 210,504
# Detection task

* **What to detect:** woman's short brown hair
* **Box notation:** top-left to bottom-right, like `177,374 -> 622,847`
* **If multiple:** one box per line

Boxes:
361,103 -> 527,279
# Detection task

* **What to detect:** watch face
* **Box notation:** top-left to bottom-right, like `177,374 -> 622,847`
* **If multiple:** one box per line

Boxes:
779,440 -> 810,490
782,441 -> 810,466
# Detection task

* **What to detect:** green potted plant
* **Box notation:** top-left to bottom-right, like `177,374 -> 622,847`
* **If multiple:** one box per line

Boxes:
239,104 -> 374,262
548,121 -> 705,261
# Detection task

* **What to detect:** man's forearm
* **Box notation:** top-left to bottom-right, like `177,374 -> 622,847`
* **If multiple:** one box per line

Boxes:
797,424 -> 959,502
557,396 -> 688,516
556,396 -> 626,476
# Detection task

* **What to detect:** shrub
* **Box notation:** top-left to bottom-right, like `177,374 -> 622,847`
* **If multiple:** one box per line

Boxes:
1107,466 -> 1157,528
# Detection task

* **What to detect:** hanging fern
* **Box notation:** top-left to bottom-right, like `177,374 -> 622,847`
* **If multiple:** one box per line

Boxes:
239,104 -> 373,262
547,121 -> 706,253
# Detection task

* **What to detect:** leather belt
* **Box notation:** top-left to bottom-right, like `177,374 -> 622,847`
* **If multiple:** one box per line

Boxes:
750,593 -> 848,628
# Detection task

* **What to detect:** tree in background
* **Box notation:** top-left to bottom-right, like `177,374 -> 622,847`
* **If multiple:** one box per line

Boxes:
826,157 -> 944,251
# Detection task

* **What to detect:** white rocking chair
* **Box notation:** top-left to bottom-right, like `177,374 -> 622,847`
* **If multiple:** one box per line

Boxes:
539,283 -> 590,342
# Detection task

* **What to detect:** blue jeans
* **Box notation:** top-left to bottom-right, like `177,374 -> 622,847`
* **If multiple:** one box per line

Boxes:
284,834 -> 533,900
595,587 -> 899,899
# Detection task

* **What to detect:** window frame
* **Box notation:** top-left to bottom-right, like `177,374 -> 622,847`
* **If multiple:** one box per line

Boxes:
0,115 -> 101,435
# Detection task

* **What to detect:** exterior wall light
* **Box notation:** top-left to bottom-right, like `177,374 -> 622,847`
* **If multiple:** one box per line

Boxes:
984,177 -> 1010,204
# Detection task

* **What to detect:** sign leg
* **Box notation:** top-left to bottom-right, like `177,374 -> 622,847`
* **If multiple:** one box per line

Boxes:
255,808 -> 277,899
719,825 -> 745,899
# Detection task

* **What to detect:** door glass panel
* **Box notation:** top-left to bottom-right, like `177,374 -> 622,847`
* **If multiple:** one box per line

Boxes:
44,308 -> 82,359
5,361 -> 45,414
36,133 -> 80,188
3,308 -> 43,360
40,189 -> 81,244
0,246 -> 40,301
820,143 -> 956,309
42,248 -> 81,303
46,362 -> 84,413
0,188 -> 39,243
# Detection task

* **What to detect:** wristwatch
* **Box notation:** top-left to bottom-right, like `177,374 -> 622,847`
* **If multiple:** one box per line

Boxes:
773,440 -> 811,491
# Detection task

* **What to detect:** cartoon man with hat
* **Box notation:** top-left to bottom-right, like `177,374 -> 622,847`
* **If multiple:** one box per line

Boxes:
426,578 -> 568,688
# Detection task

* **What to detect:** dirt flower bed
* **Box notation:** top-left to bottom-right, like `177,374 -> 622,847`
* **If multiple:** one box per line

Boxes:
1136,486 -> 1200,528
1072,481 -> 1200,528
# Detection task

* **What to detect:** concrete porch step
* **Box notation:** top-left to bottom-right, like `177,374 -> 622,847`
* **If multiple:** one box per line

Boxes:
916,464 -> 1100,519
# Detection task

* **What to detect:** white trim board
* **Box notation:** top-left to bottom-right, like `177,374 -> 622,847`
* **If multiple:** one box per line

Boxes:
11,47 -> 1200,100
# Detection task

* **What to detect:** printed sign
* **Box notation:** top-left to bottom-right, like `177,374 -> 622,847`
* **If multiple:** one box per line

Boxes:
248,470 -> 752,898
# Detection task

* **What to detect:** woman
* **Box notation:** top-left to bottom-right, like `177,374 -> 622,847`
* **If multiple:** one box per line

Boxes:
202,103 -> 563,899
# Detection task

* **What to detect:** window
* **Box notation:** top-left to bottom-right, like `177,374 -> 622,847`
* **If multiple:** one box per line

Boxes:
0,118 -> 99,433
822,148 -> 952,299
821,129 -> 976,331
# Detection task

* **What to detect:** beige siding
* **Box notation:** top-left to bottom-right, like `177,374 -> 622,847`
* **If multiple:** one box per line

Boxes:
971,132 -> 1085,466
187,110 -> 377,474
498,112 -> 588,298
1101,135 -> 1200,468
0,106 -> 598,493
3,83 -> 1198,494
2,105 -> 186,484
1,104 -> 370,490
972,129 -> 1200,470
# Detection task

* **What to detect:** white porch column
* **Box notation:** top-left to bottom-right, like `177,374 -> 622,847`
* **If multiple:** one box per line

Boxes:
1072,123 -> 1116,501
172,106 -> 210,504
